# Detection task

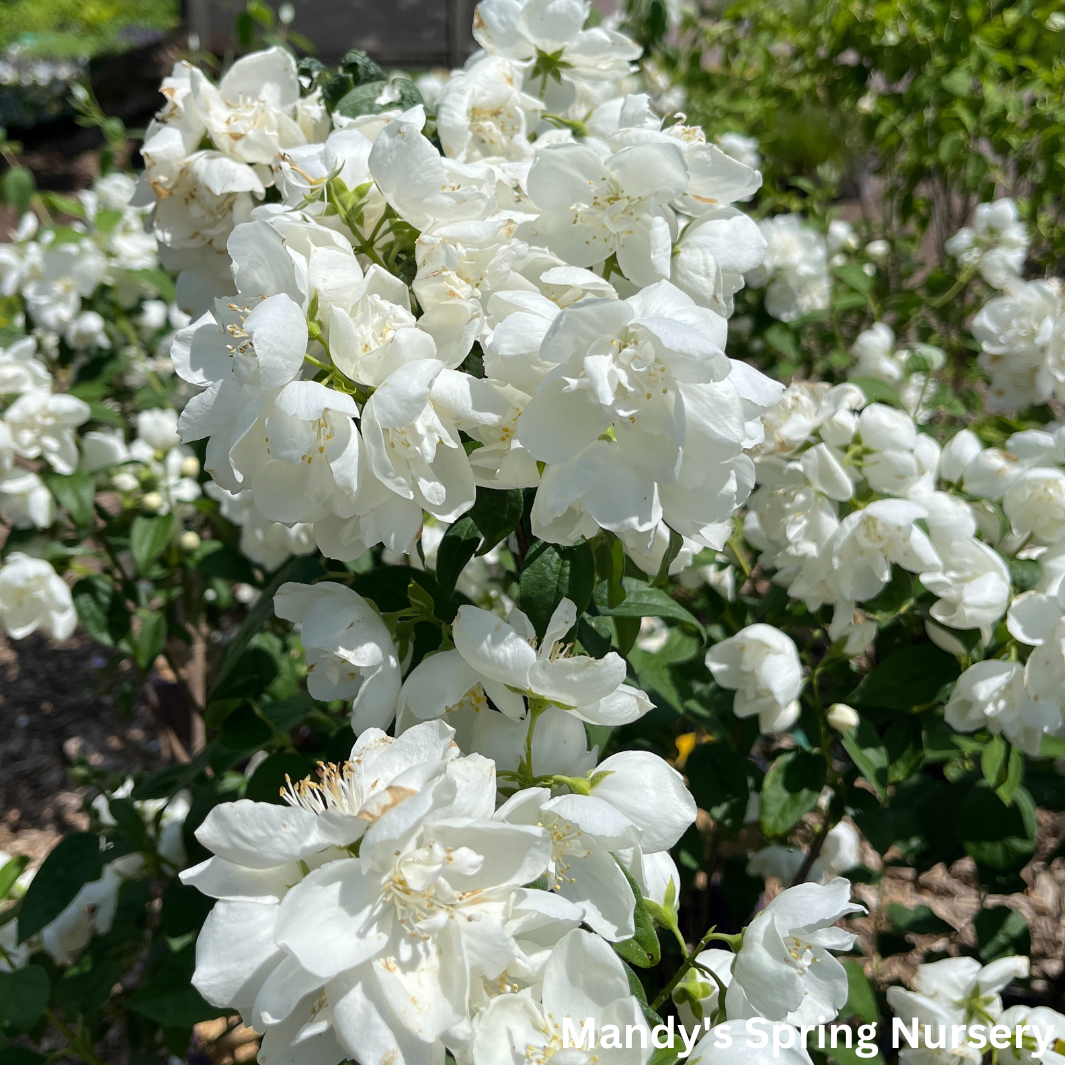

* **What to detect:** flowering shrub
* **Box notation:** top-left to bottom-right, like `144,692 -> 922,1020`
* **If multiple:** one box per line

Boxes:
1,2 -> 1063,1064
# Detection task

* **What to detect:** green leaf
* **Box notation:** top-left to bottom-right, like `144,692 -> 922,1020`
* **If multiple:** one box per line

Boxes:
245,751 -> 315,804
973,906 -> 1030,962
133,608 -> 167,671
611,862 -> 661,968
469,488 -> 524,554
0,1047 -> 47,1065
849,643 -> 960,710
127,985 -> 226,1027
519,540 -> 595,639
997,745 -> 1024,806
841,959 -> 879,1024
435,516 -> 480,598
593,577 -> 703,633
764,322 -> 800,360
72,576 -> 130,648
218,703 -> 274,750
849,376 -> 903,408
18,833 -> 103,941
885,904 -> 952,937
130,514 -> 172,573
209,646 -> 280,707
160,879 -> 214,939
212,553 -> 325,696
124,268 -> 177,302
0,854 -> 28,903
981,735 -> 1008,789
834,263 -> 876,294
0,966 -> 50,1031
1039,734 -> 1065,758
959,784 -> 1036,872
46,471 -> 95,528
842,720 -> 889,799
1,166 -> 35,216
759,749 -> 826,838
685,742 -> 751,833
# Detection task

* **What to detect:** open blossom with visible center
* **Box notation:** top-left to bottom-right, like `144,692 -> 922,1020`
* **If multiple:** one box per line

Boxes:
470,929 -> 652,1065
0,553 -> 77,641
400,598 -> 649,726
473,0 -> 641,115
274,581 -> 401,732
726,878 -> 863,1025
522,141 -> 688,286
887,956 -> 1030,1065
184,720 -> 556,1065
705,623 -> 804,733
519,280 -> 780,550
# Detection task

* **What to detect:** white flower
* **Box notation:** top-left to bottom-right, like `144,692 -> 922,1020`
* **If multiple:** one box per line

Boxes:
446,598 -> 648,724
944,660 -> 1050,757
998,1005 -> 1065,1065
474,0 -> 640,113
887,956 -> 1030,1065
3,390 -> 90,474
274,581 -> 401,731
826,703 -> 859,732
747,215 -> 831,323
137,407 -> 182,452
716,131 -> 762,171
0,469 -> 55,529
1003,467 -> 1065,544
705,623 -> 804,733
470,929 -> 651,1065
522,141 -> 689,286
0,336 -> 50,394
0,553 -> 77,641
436,55 -> 540,162
726,878 -> 863,1024
206,483 -> 315,571
81,428 -> 130,472
945,199 -> 1029,289
496,787 -> 639,940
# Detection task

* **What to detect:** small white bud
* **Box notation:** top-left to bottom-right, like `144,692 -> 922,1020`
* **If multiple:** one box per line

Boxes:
278,2 -> 295,24
827,703 -> 860,733
865,239 -> 890,261
142,491 -> 164,513
179,531 -> 201,553
179,455 -> 200,478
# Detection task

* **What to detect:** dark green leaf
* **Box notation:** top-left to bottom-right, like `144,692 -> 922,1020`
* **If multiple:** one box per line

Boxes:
0,966 -> 50,1031
849,643 -> 960,711
127,985 -> 226,1027
218,703 -> 275,750
885,904 -> 952,937
435,516 -> 480,598
973,906 -> 1030,962
841,959 -> 879,1024
212,554 -> 325,695
1,167 -> 35,216
519,540 -> 595,639
133,609 -> 167,672
160,879 -> 214,938
760,750 -> 826,838
593,577 -> 703,633
842,720 -> 889,799
469,488 -> 524,554
18,834 -> 103,941
210,647 -> 280,706
72,576 -> 131,648
130,515 -> 172,573
686,742 -> 751,833
245,751 -> 315,804
850,376 -> 903,408
46,471 -> 94,528
611,862 -> 660,968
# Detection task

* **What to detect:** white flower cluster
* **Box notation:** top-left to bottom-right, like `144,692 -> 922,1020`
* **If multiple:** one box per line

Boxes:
745,215 -> 831,323
184,693 -> 867,1065
848,322 -> 945,423
737,366 -> 1065,752
142,0 -> 782,568
956,198 -> 1065,412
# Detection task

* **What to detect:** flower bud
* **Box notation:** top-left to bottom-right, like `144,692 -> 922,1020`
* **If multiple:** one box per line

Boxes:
180,455 -> 201,478
179,531 -> 201,553
827,703 -> 860,732
141,491 -> 164,513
